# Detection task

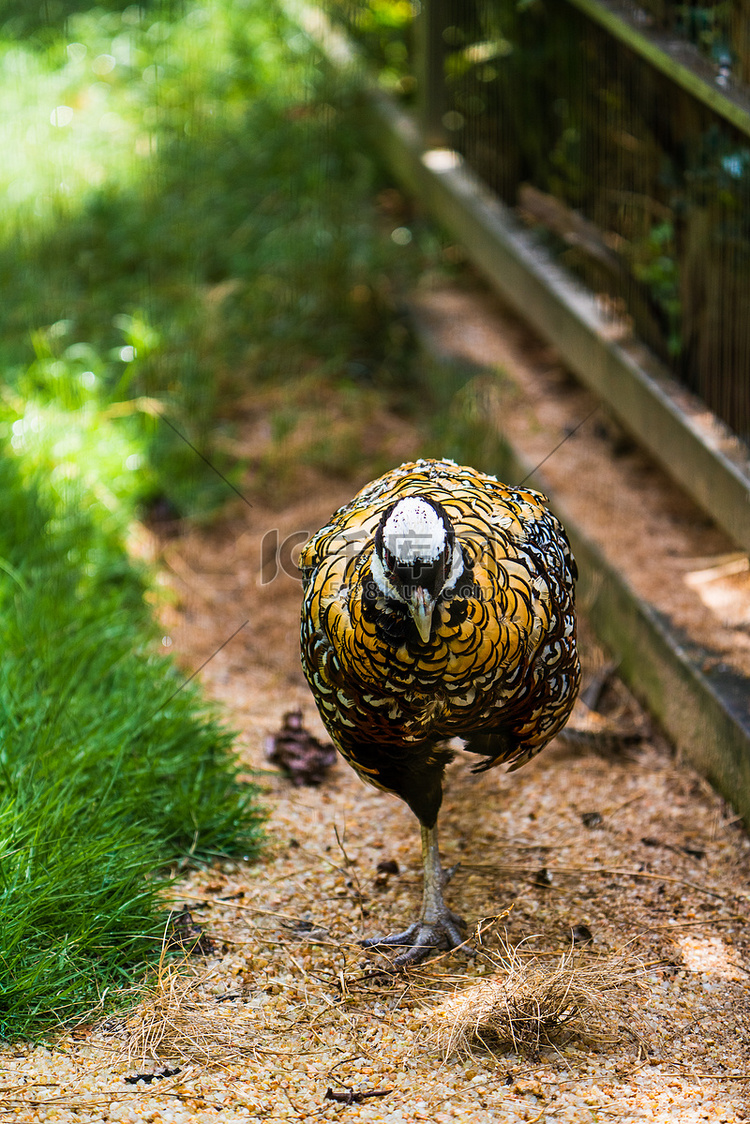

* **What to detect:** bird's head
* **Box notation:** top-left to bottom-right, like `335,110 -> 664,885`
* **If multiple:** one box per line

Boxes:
371,496 -> 464,642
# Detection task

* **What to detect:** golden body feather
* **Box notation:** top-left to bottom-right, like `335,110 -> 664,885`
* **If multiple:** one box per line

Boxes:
300,459 -> 580,830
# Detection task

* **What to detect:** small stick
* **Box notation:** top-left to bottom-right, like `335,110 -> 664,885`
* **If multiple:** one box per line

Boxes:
646,917 -> 745,931
462,864 -> 728,900
324,1087 -> 393,1104
659,1072 -> 750,1081
171,894 -> 314,924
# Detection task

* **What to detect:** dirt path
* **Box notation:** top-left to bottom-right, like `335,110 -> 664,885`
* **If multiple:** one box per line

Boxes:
3,295 -> 750,1123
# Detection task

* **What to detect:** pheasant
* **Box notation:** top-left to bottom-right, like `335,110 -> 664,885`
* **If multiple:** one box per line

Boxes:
299,458 -> 580,965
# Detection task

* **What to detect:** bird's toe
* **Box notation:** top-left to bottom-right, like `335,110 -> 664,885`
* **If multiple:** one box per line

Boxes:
360,922 -> 421,950
363,911 -> 468,968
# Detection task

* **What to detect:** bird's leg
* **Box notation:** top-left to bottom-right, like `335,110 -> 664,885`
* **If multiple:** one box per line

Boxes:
362,822 -> 466,967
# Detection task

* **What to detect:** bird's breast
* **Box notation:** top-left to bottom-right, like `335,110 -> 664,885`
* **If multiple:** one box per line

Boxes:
332,584 -> 529,713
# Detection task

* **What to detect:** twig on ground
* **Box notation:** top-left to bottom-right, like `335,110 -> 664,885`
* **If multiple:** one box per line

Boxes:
324,1086 -> 393,1104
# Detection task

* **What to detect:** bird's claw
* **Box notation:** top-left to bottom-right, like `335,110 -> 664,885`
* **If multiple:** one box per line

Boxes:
361,909 -> 467,967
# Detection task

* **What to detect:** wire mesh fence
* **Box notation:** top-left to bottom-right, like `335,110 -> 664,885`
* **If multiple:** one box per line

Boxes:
330,0 -> 750,446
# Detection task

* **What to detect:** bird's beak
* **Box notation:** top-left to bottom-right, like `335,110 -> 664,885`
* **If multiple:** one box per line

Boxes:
409,588 -> 435,643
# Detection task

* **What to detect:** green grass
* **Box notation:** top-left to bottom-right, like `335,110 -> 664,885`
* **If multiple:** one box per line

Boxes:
0,450 -> 263,1039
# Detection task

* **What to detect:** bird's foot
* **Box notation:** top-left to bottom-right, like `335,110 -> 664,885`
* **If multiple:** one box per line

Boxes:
361,909 -> 467,968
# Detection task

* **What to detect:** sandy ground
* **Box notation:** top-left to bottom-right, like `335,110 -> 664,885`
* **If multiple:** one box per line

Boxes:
2,285 -> 750,1123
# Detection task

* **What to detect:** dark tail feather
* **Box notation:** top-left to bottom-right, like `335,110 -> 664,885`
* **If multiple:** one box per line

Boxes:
463,730 -> 520,773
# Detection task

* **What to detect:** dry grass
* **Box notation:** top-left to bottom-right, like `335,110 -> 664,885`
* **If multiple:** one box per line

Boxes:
423,927 -> 641,1060
115,948 -> 254,1070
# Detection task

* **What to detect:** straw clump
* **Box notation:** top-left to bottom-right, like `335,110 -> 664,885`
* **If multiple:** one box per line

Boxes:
115,959 -> 254,1069
426,937 -> 638,1060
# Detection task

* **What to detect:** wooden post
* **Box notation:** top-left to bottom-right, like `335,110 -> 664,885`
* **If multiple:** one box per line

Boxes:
415,0 -> 449,147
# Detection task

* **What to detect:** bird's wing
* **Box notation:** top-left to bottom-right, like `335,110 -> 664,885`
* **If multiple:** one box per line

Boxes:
455,481 -> 581,770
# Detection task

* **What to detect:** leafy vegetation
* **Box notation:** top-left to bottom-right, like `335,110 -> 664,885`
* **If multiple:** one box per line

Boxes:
0,0 -> 433,519
326,0 -> 416,95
